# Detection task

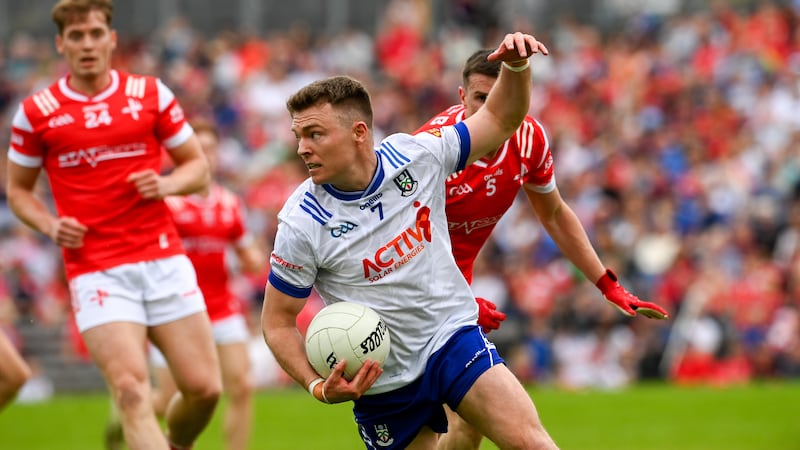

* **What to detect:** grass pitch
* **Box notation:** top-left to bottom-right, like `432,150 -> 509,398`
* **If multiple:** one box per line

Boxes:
0,382 -> 798,449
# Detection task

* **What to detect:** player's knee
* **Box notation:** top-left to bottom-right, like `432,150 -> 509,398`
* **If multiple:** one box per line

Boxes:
181,374 -> 222,405
225,372 -> 253,403
109,375 -> 150,413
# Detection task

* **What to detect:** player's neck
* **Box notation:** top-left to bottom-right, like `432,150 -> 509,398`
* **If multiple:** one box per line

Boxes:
67,71 -> 112,97
197,186 -> 211,197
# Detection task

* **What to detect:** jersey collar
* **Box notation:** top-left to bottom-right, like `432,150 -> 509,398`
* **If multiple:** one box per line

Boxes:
58,69 -> 120,103
322,151 -> 385,200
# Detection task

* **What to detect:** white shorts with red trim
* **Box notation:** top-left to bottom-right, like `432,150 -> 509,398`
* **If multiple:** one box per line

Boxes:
70,255 -> 206,333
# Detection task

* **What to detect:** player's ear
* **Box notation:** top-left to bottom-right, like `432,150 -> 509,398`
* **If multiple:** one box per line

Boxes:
352,121 -> 369,144
110,29 -> 118,50
55,34 -> 64,54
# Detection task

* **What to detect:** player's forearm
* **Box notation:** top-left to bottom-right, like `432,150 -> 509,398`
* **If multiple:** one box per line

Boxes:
484,62 -> 531,137
163,157 -> 210,196
6,188 -> 59,238
466,64 -> 531,164
236,245 -> 265,274
262,324 -> 319,388
540,203 -> 606,283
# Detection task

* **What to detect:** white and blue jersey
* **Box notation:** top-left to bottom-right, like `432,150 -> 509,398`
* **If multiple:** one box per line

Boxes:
269,121 -> 480,394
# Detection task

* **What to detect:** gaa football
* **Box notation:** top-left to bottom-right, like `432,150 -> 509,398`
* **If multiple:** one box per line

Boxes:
304,301 -> 391,380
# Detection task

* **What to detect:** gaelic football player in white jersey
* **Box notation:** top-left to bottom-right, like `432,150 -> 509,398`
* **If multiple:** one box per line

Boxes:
415,49 -> 670,450
5,1 -> 220,448
262,33 -> 559,449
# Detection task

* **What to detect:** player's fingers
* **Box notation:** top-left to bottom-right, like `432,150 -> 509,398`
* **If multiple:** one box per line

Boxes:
606,299 -> 636,317
633,301 -> 669,319
508,32 -> 528,57
62,217 -> 88,232
527,35 -> 549,55
637,307 -> 669,320
127,169 -> 156,183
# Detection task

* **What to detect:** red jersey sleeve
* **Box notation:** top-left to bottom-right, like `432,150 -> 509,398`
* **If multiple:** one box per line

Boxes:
153,78 -> 193,149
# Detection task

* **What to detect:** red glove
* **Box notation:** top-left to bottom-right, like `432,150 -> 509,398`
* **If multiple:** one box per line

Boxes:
596,269 -> 669,320
476,297 -> 507,332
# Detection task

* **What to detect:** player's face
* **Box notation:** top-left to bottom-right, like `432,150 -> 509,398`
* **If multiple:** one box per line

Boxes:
55,10 -> 117,83
197,130 -> 219,175
291,102 -> 362,188
460,74 -> 497,119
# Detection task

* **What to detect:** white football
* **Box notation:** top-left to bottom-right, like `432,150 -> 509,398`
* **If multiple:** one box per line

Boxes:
304,301 -> 391,380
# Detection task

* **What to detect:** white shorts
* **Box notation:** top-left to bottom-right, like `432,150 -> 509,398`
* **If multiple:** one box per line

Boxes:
70,255 -> 206,333
149,313 -> 250,368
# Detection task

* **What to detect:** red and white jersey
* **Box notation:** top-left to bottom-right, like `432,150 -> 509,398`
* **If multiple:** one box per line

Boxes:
414,104 -> 555,283
7,70 -> 193,279
166,184 -> 249,322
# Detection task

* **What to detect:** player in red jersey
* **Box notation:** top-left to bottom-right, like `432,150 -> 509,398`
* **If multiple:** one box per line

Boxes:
414,49 -> 670,450
150,119 -> 264,450
5,1 -> 221,448
0,332 -> 31,413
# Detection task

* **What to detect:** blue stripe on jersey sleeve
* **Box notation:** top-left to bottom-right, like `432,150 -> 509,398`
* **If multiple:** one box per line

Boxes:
268,271 -> 313,298
300,192 -> 333,225
453,121 -> 470,172
379,141 -> 411,169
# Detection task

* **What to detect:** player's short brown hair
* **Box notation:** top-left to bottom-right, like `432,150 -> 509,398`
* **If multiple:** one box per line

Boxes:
51,0 -> 113,34
286,75 -> 374,129
462,49 -> 501,85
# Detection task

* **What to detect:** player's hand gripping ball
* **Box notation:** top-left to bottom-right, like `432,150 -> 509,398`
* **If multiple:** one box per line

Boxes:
305,301 -> 392,380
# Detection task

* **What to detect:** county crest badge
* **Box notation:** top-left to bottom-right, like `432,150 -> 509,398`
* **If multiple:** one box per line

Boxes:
374,424 -> 394,447
393,169 -> 418,197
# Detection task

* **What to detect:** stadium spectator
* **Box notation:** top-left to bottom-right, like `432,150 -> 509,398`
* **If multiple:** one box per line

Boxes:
261,32 -> 559,449
4,1 -> 221,448
413,47 -> 668,450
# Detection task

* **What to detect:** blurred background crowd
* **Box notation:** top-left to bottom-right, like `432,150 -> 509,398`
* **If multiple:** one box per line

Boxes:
2,0 -> 800,399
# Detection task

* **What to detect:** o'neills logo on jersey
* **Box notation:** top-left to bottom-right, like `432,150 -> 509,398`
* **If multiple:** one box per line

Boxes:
393,169 -> 418,197
58,143 -> 148,168
271,253 -> 303,271
362,204 -> 432,282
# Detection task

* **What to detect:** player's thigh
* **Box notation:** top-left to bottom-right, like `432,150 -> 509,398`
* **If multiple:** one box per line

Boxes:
149,312 -> 220,393
455,364 -> 547,447
82,322 -> 150,385
149,345 -> 178,394
442,404 -> 483,447
406,426 -> 439,450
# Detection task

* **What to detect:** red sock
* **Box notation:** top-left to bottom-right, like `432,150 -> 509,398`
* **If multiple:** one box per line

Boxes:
167,436 -> 193,450
169,443 -> 193,450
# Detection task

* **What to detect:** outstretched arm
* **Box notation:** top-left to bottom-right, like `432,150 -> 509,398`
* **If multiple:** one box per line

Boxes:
526,187 -> 669,320
463,32 -> 549,165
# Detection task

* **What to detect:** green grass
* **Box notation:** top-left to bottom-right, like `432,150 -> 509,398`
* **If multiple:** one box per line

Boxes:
1,382 -> 798,449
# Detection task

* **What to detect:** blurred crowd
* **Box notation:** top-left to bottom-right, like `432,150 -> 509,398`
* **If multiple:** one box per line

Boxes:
2,0 -> 800,394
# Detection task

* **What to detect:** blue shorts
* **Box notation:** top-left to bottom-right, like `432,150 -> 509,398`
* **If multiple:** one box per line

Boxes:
353,325 -> 503,449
